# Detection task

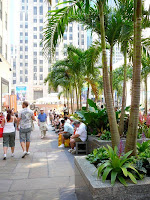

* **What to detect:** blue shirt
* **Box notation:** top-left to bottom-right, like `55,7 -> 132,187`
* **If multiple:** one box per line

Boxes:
38,113 -> 47,122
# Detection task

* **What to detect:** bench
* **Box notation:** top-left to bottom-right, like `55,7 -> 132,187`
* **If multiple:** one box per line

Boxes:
76,141 -> 88,155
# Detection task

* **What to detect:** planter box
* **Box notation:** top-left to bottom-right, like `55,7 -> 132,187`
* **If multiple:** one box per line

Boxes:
75,156 -> 150,200
87,135 -> 147,154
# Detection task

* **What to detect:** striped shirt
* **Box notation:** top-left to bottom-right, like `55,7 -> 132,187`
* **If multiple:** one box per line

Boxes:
19,108 -> 33,129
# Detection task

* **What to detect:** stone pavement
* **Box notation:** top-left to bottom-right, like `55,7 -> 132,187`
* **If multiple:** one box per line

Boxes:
0,124 -> 78,200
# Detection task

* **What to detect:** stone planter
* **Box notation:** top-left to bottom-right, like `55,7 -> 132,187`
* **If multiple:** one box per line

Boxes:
87,135 -> 147,154
75,156 -> 150,200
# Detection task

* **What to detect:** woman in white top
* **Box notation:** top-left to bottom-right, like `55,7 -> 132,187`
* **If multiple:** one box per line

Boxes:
1,109 -> 17,160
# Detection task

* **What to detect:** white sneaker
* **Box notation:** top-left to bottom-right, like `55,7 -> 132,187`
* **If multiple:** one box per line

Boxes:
11,153 -> 14,157
26,152 -> 30,155
22,151 -> 27,158
58,144 -> 64,148
41,136 -> 44,139
68,149 -> 74,153
71,149 -> 76,154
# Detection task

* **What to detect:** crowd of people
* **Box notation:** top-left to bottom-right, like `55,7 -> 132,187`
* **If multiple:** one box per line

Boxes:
0,102 -> 87,160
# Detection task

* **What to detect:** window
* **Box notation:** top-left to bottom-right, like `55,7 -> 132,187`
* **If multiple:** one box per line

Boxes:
40,74 -> 43,80
13,80 -> 16,84
25,55 -> 28,59
20,63 -> 23,66
56,0 -> 58,3
40,67 -> 43,72
63,34 -> 67,40
56,7 -> 58,10
5,12 -> 7,29
25,77 -> 28,82
20,13 -> 23,21
0,36 -> 2,54
33,73 -> 37,80
33,59 -> 37,64
40,34 -> 43,39
34,52 -> 37,56
56,52 -> 59,56
39,26 -> 43,31
34,43 -> 37,47
33,27 -> 37,31
25,46 -> 28,51
34,66 -> 37,72
39,60 -> 43,64
39,18 -> 43,23
39,6 -> 43,15
20,24 -> 23,28
33,18 -> 37,23
25,40 -> 28,44
20,77 -> 23,82
20,70 -> 23,74
25,24 -> 28,28
40,43 -> 43,47
13,72 -> 16,77
25,69 -> 28,74
20,46 -> 23,51
69,26 -> 73,32
25,32 -> 28,36
20,55 -> 23,59
22,6 -> 25,10
34,0 -> 37,2
20,32 -> 23,36
20,40 -> 23,43
69,34 -> 73,40
22,0 -> 25,2
48,6 -> 51,11
81,39 -> 84,45
33,35 -> 37,39
0,0 -> 2,20
81,25 -> 84,31
81,34 -> 84,38
25,63 -> 28,66
33,6 -> 37,15
40,0 -> 43,2
39,52 -> 43,56
25,13 -> 28,21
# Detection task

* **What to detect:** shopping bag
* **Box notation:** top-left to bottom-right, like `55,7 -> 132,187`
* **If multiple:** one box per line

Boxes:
0,127 -> 3,138
58,134 -> 70,147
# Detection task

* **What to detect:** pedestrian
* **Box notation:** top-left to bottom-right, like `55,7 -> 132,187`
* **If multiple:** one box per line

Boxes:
1,109 -> 17,160
0,111 -> 4,126
17,101 -> 35,158
38,108 -> 47,139
49,109 -> 53,125
63,104 -> 68,116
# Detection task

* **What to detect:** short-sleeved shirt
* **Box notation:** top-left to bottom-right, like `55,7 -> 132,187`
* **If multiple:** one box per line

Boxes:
0,115 -> 4,124
76,123 -> 87,142
38,113 -> 47,122
19,108 -> 33,129
64,122 -> 74,135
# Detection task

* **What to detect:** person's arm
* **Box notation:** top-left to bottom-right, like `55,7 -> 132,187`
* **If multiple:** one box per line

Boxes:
71,134 -> 80,139
32,115 -> 35,121
17,118 -> 21,131
14,116 -> 17,123
1,118 -> 5,127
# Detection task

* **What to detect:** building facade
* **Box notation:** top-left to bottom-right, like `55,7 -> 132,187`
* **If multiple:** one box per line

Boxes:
0,0 -> 11,111
11,0 -> 87,103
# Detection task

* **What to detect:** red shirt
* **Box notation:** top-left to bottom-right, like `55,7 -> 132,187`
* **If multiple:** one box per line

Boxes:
0,116 -> 4,124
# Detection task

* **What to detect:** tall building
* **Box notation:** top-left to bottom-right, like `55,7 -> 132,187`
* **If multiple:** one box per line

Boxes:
11,0 -> 87,103
0,0 -> 11,110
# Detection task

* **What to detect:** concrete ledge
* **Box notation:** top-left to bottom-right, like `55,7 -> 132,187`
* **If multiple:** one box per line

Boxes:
87,136 -> 147,153
75,156 -> 150,200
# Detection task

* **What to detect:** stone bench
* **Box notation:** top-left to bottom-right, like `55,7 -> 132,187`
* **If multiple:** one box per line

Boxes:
76,141 -> 88,155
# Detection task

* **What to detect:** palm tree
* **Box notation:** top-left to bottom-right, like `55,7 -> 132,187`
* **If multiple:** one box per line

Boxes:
141,50 -> 150,115
125,0 -> 142,155
42,0 -> 120,148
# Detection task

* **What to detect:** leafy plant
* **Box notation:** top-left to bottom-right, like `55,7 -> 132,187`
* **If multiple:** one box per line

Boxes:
137,140 -> 150,154
100,130 -> 111,140
138,148 -> 150,176
97,145 -> 141,186
86,147 -> 109,166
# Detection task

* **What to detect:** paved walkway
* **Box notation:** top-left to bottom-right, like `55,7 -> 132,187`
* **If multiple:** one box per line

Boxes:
0,124 -> 77,200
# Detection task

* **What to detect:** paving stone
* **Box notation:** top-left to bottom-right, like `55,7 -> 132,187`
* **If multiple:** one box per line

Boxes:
28,167 -> 48,179
0,180 -> 13,192
0,191 -> 24,200
24,189 -> 59,200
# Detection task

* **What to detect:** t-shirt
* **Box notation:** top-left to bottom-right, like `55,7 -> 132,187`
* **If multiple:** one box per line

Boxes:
38,113 -> 47,122
65,119 -> 71,124
0,115 -> 4,124
63,107 -> 68,112
64,122 -> 74,135
76,123 -> 87,142
19,108 -> 33,129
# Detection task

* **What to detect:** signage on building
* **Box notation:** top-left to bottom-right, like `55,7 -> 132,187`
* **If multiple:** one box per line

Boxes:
16,86 -> 27,102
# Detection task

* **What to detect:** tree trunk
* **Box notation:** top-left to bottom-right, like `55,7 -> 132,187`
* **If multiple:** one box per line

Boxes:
86,82 -> 90,110
70,91 -> 73,114
72,90 -> 74,113
119,50 -> 127,136
75,86 -> 79,110
99,2 -> 120,148
110,45 -> 113,100
80,89 -> 82,109
144,76 -> 147,115
125,0 -> 142,155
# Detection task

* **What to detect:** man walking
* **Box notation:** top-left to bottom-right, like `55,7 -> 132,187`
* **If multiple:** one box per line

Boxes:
17,101 -> 35,158
38,108 -> 47,139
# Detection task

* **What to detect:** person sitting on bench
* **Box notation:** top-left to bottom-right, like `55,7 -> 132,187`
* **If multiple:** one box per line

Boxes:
58,120 -> 74,148
69,120 -> 87,154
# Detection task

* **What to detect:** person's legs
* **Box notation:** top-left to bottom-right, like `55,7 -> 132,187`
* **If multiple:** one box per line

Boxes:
70,139 -> 75,149
3,133 -> 9,159
26,142 -> 30,152
20,142 -> 26,152
26,132 -> 31,153
43,130 -> 46,136
61,134 -> 65,144
41,130 -> 44,138
9,132 -> 15,156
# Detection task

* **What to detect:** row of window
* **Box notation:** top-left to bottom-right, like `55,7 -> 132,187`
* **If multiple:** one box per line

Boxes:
20,24 -> 43,32
33,6 -> 43,15
0,36 -> 7,59
63,34 -> 73,40
33,18 -> 43,23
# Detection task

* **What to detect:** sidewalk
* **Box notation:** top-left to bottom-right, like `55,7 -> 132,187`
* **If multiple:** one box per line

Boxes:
0,124 -> 77,200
